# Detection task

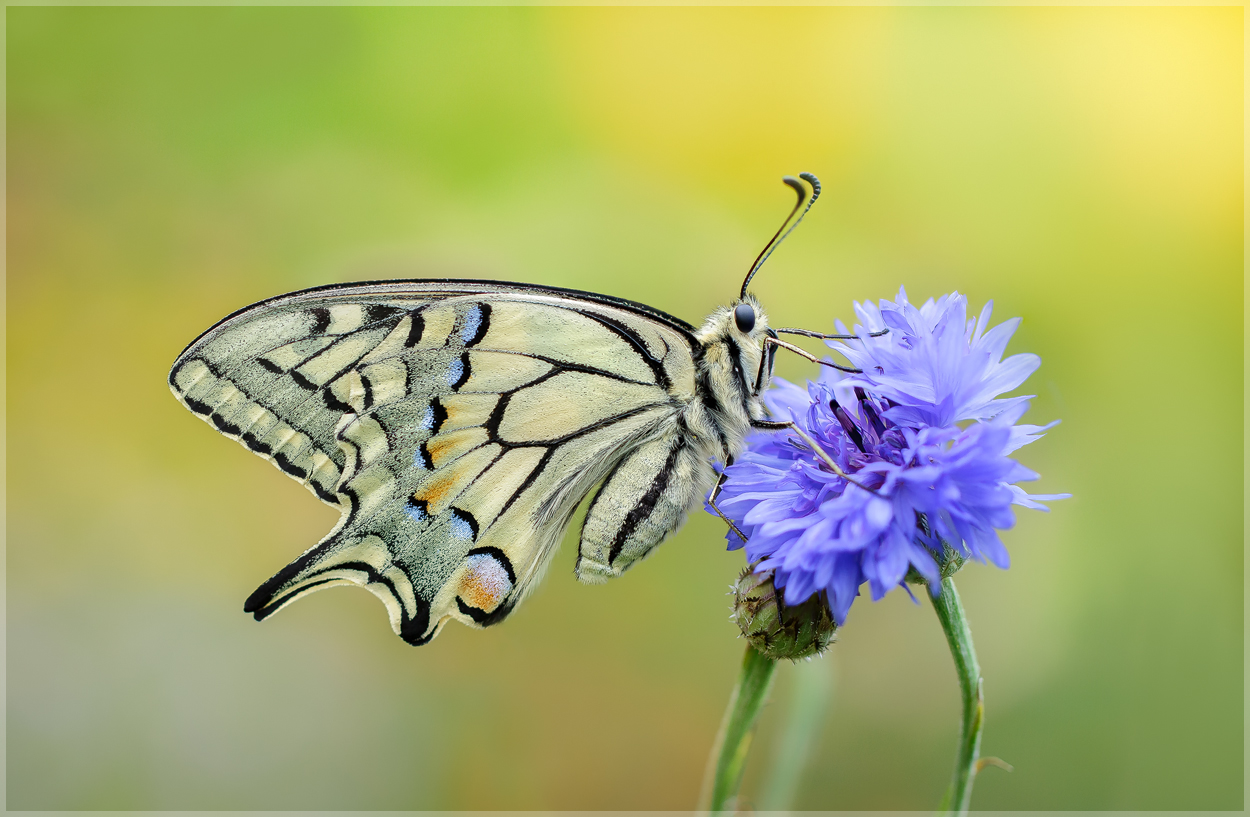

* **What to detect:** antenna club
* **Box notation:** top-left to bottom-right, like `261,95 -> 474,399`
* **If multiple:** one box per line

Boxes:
782,175 -> 806,202
799,171 -> 822,199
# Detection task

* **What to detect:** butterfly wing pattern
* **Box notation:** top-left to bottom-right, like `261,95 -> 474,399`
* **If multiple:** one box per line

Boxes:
169,279 -> 735,645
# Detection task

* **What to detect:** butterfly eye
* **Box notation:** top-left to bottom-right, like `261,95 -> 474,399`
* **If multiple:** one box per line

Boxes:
734,304 -> 756,333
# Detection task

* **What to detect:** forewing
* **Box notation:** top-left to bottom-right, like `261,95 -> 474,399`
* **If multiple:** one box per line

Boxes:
169,279 -> 699,644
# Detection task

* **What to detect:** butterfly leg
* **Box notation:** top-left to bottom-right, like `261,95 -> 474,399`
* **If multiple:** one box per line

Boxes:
576,432 -> 713,583
761,336 -> 861,373
707,461 -> 749,544
752,332 -> 778,396
751,419 -> 879,494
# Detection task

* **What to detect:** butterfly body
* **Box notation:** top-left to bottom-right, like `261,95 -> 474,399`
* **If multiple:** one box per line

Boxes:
170,278 -> 773,645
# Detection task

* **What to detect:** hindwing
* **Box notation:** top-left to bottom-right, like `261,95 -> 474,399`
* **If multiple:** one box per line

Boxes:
169,279 -> 705,644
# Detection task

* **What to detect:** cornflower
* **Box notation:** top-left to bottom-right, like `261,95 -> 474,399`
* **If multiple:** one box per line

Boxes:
717,287 -> 1065,622
703,288 -> 1066,816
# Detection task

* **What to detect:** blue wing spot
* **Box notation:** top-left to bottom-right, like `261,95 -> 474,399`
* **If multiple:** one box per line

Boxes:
449,508 -> 479,541
421,405 -> 435,430
461,306 -> 482,344
405,498 -> 429,523
447,353 -> 471,390
450,515 -> 474,541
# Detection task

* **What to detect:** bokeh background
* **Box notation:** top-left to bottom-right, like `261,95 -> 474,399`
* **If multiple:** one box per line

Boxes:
7,6 -> 1242,811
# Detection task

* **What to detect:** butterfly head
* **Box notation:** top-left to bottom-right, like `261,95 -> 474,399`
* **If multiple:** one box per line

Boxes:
701,293 -> 770,342
695,292 -> 776,407
732,295 -> 780,392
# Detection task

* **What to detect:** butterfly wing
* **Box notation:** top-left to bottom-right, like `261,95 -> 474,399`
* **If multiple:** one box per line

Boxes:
169,279 -> 705,645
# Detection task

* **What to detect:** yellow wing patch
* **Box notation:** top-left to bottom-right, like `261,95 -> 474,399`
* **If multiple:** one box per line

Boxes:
461,351 -> 552,393
439,393 -> 499,432
481,301 -> 657,384
497,372 -> 664,443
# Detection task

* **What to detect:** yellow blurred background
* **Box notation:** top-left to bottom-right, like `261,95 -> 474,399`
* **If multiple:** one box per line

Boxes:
7,7 -> 1241,810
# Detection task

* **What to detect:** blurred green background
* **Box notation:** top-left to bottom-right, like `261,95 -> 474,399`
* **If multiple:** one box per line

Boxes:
7,7 -> 1242,810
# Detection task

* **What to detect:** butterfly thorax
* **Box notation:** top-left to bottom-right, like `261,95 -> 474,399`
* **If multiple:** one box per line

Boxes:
688,295 -> 770,462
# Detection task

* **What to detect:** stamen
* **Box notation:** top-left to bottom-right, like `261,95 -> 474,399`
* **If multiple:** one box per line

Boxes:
855,387 -> 888,436
829,398 -> 865,452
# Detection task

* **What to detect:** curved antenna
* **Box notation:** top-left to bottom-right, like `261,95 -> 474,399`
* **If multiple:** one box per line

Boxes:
740,172 -> 822,299
739,175 -> 806,299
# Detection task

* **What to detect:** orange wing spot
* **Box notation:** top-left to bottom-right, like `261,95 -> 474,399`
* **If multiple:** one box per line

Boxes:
411,471 -> 458,509
410,443 -> 499,514
425,427 -> 487,469
458,554 -> 513,613
425,438 -> 452,468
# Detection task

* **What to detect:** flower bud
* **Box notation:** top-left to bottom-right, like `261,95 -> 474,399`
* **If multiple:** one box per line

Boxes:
732,564 -> 836,661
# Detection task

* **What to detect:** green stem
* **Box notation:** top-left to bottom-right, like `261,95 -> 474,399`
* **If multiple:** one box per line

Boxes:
758,654 -> 835,810
699,644 -> 778,813
930,576 -> 984,816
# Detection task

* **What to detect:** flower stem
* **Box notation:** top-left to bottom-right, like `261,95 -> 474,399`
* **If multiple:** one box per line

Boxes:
758,654 -> 835,809
700,644 -> 778,813
930,576 -> 984,816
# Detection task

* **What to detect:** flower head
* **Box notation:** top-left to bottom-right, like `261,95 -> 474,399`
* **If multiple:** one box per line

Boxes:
711,290 -> 1066,625
832,287 -> 1041,428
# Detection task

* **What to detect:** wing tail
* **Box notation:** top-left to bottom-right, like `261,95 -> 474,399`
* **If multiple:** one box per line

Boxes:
244,534 -> 436,645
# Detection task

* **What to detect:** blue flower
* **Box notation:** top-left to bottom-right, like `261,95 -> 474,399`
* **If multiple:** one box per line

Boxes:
831,287 -> 1041,428
712,291 -> 1066,625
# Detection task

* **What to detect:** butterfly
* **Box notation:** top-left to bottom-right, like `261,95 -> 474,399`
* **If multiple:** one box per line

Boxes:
169,173 -> 881,646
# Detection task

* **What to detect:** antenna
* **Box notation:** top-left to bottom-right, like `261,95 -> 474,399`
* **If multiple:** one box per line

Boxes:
740,172 -> 822,299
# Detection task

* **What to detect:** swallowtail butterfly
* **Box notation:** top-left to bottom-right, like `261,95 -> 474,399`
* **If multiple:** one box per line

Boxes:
169,173 -> 877,645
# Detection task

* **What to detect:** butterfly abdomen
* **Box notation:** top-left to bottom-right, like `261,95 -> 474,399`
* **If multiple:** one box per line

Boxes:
575,424 -> 714,582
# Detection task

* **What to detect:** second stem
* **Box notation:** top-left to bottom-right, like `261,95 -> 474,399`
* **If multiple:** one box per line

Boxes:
703,644 -> 778,812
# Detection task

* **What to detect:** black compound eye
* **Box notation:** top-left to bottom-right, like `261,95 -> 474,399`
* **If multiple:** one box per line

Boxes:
734,304 -> 756,333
